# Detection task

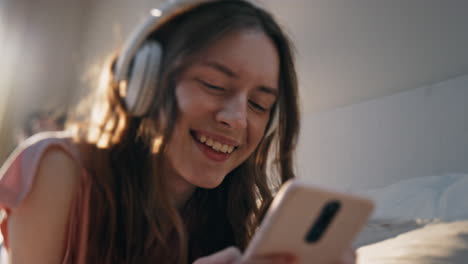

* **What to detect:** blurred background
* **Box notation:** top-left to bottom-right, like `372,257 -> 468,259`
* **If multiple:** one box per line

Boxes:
1,0 -> 467,190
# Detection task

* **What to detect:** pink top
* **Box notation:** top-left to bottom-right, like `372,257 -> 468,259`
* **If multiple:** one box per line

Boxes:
0,132 -> 91,263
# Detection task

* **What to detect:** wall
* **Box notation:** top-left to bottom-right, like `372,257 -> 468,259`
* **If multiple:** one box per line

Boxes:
74,0 -> 164,100
0,0 -> 167,161
0,0 -> 90,162
296,74 -> 468,190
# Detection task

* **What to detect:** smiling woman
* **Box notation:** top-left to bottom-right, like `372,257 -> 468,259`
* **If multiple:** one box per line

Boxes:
0,1 -> 308,263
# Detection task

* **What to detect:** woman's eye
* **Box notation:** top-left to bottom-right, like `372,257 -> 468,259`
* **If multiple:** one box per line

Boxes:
198,79 -> 225,92
249,100 -> 268,113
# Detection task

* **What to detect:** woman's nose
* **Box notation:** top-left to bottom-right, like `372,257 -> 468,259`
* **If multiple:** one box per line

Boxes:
215,98 -> 247,130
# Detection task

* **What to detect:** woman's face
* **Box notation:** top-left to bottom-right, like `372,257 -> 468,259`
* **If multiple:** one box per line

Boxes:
165,29 -> 279,191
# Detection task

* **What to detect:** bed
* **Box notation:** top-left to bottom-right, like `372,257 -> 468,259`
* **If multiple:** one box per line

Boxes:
354,174 -> 468,263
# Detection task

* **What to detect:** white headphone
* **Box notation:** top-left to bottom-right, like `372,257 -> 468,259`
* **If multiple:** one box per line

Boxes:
113,0 -> 279,137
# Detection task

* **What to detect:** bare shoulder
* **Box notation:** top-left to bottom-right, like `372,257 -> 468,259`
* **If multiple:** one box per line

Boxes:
35,146 -> 81,193
7,147 -> 81,263
22,146 -> 81,207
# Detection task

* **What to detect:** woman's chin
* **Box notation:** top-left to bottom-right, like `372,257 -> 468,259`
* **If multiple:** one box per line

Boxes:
190,174 -> 226,189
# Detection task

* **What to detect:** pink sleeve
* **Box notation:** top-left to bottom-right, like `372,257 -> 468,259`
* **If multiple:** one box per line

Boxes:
0,132 -> 77,209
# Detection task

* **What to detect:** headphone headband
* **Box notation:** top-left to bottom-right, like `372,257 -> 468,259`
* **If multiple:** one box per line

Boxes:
114,0 -> 218,84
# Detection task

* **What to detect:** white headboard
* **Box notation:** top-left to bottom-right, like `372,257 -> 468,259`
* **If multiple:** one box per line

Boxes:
297,74 -> 468,190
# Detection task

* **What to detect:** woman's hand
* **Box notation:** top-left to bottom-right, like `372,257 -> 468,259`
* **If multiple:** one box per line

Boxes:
334,247 -> 356,264
193,246 -> 356,264
193,247 -> 296,264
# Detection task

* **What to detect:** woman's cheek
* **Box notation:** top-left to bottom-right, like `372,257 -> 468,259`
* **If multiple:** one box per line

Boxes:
177,83 -> 218,113
247,120 -> 268,152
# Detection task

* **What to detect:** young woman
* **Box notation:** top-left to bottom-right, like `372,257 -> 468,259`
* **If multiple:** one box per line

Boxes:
0,0 -> 355,263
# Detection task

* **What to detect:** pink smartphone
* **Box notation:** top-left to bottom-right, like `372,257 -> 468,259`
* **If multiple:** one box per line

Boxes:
243,180 -> 374,263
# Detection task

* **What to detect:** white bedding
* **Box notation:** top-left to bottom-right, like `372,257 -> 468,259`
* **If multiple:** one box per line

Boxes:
354,218 -> 434,248
355,174 -> 468,263
358,220 -> 468,263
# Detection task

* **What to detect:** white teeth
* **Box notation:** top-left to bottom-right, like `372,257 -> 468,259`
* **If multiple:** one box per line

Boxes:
221,144 -> 228,153
213,142 -> 221,151
196,133 -> 236,154
200,135 -> 207,143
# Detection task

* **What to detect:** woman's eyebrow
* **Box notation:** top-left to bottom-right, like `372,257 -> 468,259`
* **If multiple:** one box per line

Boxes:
258,86 -> 278,98
201,60 -> 278,96
202,61 -> 238,78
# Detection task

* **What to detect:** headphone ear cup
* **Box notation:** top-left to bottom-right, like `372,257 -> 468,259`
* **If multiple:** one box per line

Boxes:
124,41 -> 163,116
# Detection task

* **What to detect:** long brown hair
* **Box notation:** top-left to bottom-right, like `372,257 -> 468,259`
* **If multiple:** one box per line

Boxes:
71,1 -> 300,263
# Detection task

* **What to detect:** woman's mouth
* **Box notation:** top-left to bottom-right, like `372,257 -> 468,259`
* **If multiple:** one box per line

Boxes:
190,130 -> 237,154
190,130 -> 238,162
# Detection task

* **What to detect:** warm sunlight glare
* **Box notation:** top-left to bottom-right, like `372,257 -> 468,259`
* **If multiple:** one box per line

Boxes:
151,136 -> 163,154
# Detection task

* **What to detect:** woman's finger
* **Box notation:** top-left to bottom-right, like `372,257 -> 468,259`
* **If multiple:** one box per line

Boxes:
343,247 -> 356,264
332,247 -> 357,264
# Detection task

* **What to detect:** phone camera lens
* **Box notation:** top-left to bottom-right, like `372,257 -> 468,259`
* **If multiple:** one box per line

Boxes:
305,200 -> 341,243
